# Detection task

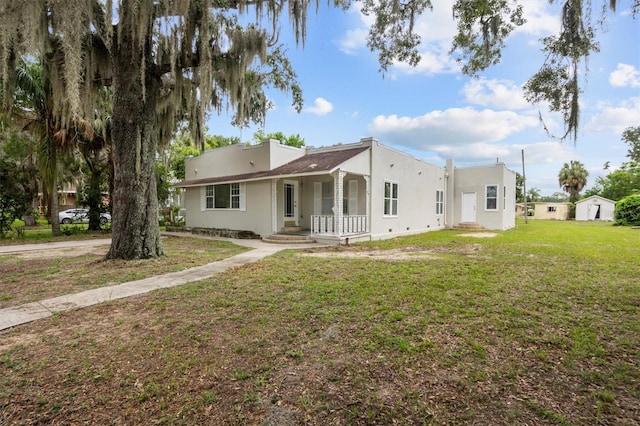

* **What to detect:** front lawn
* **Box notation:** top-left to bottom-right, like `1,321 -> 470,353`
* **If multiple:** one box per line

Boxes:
1,220 -> 638,425
0,236 -> 249,309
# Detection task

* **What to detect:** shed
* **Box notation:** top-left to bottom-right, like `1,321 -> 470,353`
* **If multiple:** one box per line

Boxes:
575,196 -> 616,221
522,202 -> 571,220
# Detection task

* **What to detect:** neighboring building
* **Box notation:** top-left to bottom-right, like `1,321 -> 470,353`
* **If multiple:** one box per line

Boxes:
517,202 -> 571,220
37,183 -> 80,213
575,195 -> 616,221
175,138 -> 516,244
38,182 -> 110,214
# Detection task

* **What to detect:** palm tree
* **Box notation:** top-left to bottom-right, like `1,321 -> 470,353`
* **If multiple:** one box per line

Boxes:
558,160 -> 589,203
13,58 -> 95,235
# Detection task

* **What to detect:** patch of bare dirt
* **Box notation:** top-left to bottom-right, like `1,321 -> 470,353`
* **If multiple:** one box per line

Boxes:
14,245 -> 109,259
302,243 -> 484,260
457,232 -> 498,238
302,248 -> 438,260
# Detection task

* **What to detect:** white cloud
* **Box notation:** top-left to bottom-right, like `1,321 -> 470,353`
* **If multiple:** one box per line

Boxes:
609,64 -> 640,88
368,107 -> 539,149
336,27 -> 368,55
335,0 -> 560,76
516,0 -> 560,36
586,97 -> 640,134
462,78 -> 530,110
305,97 -> 334,116
392,42 -> 460,75
335,2 -> 460,75
429,141 -> 574,165
386,3 -> 462,75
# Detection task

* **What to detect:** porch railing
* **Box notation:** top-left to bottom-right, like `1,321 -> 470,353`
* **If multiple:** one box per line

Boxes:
311,215 -> 369,235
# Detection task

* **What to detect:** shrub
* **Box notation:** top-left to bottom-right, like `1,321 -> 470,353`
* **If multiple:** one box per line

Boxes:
614,194 -> 640,226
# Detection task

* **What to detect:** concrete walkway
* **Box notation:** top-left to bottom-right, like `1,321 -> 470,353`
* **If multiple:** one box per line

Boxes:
0,234 -> 317,331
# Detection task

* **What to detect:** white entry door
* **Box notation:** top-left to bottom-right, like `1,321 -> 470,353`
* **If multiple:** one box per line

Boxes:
283,180 -> 299,223
461,192 -> 477,223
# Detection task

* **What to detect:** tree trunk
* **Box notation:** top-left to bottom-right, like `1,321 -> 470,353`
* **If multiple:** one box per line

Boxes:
107,6 -> 164,260
50,150 -> 60,237
83,150 -> 107,231
86,164 -> 103,231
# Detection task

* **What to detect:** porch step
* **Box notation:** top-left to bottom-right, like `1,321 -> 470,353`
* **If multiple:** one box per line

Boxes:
281,225 -> 303,233
262,233 -> 316,244
455,222 -> 485,230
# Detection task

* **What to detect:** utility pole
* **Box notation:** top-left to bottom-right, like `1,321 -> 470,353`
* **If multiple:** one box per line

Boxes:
522,149 -> 528,224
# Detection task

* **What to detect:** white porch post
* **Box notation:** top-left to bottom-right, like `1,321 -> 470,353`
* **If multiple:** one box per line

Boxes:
271,179 -> 278,234
331,170 -> 345,236
364,175 -> 371,232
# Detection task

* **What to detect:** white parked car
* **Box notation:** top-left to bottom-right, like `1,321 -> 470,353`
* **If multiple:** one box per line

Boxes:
58,208 -> 111,225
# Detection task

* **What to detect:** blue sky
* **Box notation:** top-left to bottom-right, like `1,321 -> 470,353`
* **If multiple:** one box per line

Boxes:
206,1 -> 640,196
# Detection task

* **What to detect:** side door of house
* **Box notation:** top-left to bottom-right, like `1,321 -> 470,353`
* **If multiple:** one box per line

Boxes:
461,192 -> 476,223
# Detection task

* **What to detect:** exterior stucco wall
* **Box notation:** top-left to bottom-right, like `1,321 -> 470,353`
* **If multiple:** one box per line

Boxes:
575,196 -> 616,221
452,163 -> 516,230
184,140 -> 305,181
500,166 -> 517,229
184,180 -> 273,237
367,139 -> 446,240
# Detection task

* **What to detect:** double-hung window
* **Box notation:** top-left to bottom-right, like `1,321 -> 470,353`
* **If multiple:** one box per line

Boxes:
436,190 -> 444,215
384,181 -> 398,216
485,185 -> 498,210
205,185 -> 215,209
203,183 -> 244,210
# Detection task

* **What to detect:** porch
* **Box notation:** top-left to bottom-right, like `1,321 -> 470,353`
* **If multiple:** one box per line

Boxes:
311,214 -> 369,235
272,168 -> 371,243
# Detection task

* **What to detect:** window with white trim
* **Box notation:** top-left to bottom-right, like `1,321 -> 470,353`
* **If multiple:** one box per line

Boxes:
384,181 -> 398,216
485,185 -> 498,210
436,190 -> 444,215
204,182 -> 244,210
205,185 -> 215,209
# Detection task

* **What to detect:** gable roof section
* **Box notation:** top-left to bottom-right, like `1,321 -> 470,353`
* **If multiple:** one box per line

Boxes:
175,146 -> 370,187
575,195 -> 617,205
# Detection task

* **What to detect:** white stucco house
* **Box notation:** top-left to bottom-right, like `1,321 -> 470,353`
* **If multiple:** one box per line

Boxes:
575,195 -> 616,221
175,137 -> 516,244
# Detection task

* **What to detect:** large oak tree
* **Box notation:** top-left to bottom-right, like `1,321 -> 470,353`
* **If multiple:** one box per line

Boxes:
0,0 -> 305,259
1,0 -> 634,259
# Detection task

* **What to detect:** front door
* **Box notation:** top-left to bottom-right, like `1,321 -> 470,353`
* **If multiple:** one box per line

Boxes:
283,180 -> 299,224
461,192 -> 476,223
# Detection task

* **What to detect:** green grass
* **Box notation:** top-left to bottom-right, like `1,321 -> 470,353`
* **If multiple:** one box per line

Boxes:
1,220 -> 638,425
1,219 -> 111,244
0,236 -> 249,308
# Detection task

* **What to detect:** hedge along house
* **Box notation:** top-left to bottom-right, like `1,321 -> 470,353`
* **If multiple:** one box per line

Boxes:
575,195 -> 616,221
175,138 -> 516,244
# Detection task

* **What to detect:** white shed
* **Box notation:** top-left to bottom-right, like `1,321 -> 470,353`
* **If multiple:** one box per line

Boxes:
575,195 -> 616,221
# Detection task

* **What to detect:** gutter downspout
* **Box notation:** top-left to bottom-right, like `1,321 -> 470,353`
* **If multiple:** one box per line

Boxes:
445,159 -> 455,229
